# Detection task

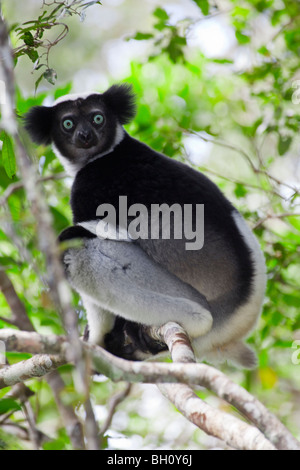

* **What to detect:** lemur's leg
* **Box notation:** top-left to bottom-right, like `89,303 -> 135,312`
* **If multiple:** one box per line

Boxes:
63,237 -> 213,341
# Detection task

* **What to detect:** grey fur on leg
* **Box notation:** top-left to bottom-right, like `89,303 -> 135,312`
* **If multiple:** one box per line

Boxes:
204,341 -> 257,369
63,237 -> 213,344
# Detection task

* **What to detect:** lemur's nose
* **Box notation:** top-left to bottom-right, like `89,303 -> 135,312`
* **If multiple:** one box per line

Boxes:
78,130 -> 93,144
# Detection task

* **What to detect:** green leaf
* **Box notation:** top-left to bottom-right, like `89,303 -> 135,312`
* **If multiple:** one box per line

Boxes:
0,166 -> 12,189
21,31 -> 34,46
54,82 -> 72,100
212,58 -> 234,64
0,256 -> 18,267
235,31 -> 250,44
81,0 -> 102,9
132,32 -> 154,41
34,72 -> 45,94
193,0 -> 209,16
232,6 -> 250,19
5,352 -> 32,362
153,7 -> 169,21
278,135 -> 292,155
287,216 -> 300,232
234,183 -> 248,198
254,1 -> 274,13
44,68 -> 57,86
154,22 -> 168,32
282,294 -> 300,307
43,437 -> 68,451
0,398 -> 21,415
50,206 -> 70,233
0,132 -> 17,179
25,48 -> 38,63
165,40 -> 185,63
257,46 -> 270,56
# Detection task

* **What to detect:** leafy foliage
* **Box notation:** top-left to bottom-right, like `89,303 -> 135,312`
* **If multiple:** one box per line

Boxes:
11,0 -> 101,90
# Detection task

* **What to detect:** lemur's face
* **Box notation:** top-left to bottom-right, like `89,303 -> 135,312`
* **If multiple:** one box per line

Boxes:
24,84 -> 136,175
51,95 -> 119,165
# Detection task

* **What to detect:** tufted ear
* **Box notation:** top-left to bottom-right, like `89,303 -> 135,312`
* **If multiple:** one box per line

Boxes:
101,83 -> 137,124
24,106 -> 54,145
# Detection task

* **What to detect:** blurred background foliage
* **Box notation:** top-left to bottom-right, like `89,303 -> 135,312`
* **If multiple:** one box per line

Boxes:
0,0 -> 300,450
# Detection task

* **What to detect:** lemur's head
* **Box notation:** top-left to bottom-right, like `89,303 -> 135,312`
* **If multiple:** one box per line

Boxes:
24,84 -> 136,175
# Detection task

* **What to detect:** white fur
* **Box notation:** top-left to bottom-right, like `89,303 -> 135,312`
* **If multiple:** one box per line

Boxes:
53,92 -> 101,106
78,220 -> 133,242
52,143 -> 78,177
52,124 -> 124,177
80,295 -> 115,346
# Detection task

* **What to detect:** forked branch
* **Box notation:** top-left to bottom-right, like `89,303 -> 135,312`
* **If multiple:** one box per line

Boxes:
0,326 -> 299,450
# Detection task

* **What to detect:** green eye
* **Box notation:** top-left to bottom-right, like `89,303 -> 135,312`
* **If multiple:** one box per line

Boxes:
63,119 -> 74,130
93,114 -> 104,125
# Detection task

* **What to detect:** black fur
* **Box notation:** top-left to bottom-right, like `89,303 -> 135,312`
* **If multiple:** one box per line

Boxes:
24,106 -> 54,145
71,132 -> 254,323
104,317 -> 167,359
101,84 -> 136,124
58,225 -> 96,242
24,85 -> 136,148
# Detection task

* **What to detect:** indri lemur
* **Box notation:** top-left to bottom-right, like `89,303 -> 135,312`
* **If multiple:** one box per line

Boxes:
25,84 -> 266,367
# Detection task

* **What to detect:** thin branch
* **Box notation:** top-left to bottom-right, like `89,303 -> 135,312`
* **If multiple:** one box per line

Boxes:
22,400 -> 42,450
253,212 -> 300,229
190,164 -> 285,201
46,371 -> 85,449
99,383 -> 132,438
269,17 -> 298,44
186,128 -> 258,172
186,128 -> 300,195
0,172 -> 67,207
0,268 -> 34,332
0,316 -> 22,327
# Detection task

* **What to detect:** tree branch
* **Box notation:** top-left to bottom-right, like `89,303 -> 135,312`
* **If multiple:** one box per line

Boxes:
0,13 -> 99,450
154,323 -> 275,450
186,128 -> 300,196
0,354 -> 65,388
0,270 -> 85,448
0,269 -> 34,332
152,323 -> 300,451
1,327 -> 299,450
159,383 -> 275,450
99,383 -> 132,442
46,371 -> 85,449
0,172 -> 67,207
